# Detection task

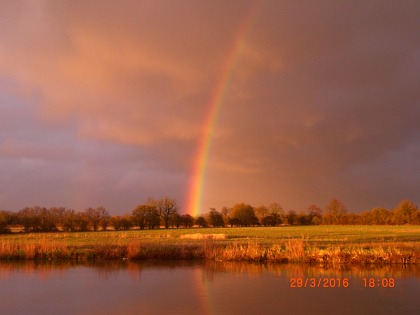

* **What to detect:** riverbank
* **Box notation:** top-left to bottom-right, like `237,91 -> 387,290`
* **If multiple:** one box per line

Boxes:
0,226 -> 419,264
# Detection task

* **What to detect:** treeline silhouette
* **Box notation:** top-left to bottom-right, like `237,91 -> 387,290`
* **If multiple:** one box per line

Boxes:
0,197 -> 418,234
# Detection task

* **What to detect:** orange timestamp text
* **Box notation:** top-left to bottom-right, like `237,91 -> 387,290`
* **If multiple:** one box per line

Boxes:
289,277 -> 396,288
290,277 -> 349,288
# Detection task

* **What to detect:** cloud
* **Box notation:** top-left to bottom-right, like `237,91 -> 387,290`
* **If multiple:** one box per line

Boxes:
0,1 -> 419,212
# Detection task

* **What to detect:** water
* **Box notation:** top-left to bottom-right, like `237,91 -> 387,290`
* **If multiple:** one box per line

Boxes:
0,261 -> 418,315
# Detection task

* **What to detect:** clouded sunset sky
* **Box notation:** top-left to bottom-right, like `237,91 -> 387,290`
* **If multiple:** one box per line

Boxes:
1,0 -> 419,215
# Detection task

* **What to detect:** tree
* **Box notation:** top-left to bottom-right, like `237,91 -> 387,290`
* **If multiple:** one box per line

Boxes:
181,214 -> 194,228
255,205 -> 269,224
360,207 -> 391,225
311,216 -> 322,225
261,212 -> 281,226
346,213 -> 359,225
306,205 -> 322,224
268,203 -> 284,215
62,209 -> 78,232
131,201 -> 160,229
75,212 -> 90,231
84,207 -> 110,231
155,196 -> 178,229
111,215 -> 133,230
220,206 -> 231,225
16,207 -> 36,232
261,214 -> 278,226
132,204 -> 158,229
100,213 -> 111,230
16,206 -> 57,232
195,216 -> 208,227
49,207 -> 67,229
392,200 -> 419,225
38,207 -> 57,231
268,202 -> 285,223
0,210 -> 12,234
297,210 -> 310,225
230,203 -> 259,227
111,216 -> 124,231
323,199 -> 348,224
413,211 -> 420,225
170,213 -> 182,228
286,210 -> 298,225
227,217 -> 240,227
147,209 -> 161,229
208,208 -> 224,227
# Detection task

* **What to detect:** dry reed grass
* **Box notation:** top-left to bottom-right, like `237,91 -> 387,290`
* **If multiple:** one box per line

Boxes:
0,238 -> 418,264
0,239 -> 70,260
180,233 -> 227,240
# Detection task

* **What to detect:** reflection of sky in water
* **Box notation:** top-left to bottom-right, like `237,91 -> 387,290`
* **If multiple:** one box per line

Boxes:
0,262 -> 418,315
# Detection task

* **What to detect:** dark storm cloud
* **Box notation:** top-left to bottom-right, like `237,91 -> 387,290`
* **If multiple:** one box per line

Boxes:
0,0 -> 418,212
205,0 -> 420,210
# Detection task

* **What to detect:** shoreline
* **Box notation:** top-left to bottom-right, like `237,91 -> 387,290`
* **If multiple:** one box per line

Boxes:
0,239 -> 418,264
1,226 -> 418,264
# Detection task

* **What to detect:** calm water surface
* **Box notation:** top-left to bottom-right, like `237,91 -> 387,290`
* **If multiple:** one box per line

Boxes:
0,261 -> 418,315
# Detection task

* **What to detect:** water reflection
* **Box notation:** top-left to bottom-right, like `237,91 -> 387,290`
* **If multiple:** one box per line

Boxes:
0,261 -> 418,315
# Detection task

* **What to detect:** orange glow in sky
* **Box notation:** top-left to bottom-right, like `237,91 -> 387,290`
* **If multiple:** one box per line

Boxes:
0,1 -> 419,214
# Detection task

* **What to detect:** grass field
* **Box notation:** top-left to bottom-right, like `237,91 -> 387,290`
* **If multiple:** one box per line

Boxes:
0,225 -> 419,264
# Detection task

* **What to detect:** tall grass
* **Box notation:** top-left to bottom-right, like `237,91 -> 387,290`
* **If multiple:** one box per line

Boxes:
0,239 -> 70,260
180,233 -> 227,240
0,239 -> 417,264
0,226 -> 418,264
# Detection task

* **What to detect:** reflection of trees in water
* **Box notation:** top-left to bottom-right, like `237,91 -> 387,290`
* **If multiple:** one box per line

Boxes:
0,261 -> 71,280
198,261 -> 420,281
0,260 -> 418,282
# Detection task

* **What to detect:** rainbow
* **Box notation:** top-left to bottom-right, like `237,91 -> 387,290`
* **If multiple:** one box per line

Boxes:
186,1 -> 262,217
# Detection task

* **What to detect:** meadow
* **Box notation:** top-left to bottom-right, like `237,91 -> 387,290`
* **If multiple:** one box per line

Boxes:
0,225 -> 419,264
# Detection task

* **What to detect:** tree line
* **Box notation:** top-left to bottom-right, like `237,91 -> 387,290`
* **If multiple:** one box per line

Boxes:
0,197 -> 418,234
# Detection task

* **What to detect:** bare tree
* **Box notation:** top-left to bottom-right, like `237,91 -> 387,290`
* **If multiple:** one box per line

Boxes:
132,204 -> 160,229
220,206 -> 231,225
111,215 -> 133,230
255,205 -> 269,224
85,207 -> 110,231
156,196 -> 178,229
306,204 -> 322,225
323,199 -> 348,224
62,209 -> 78,232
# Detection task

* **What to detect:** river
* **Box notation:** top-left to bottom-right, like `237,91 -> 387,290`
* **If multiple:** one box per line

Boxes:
0,261 -> 418,315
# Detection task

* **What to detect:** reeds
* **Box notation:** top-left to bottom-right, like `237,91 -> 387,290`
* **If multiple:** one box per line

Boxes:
180,233 -> 227,240
125,242 -> 203,260
0,239 -> 70,260
0,238 -> 418,264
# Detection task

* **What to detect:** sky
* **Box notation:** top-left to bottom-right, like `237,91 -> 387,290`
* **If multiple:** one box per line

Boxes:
0,0 -> 419,215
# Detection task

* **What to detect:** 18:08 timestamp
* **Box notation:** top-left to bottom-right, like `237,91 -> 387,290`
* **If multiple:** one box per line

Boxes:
363,278 -> 395,288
